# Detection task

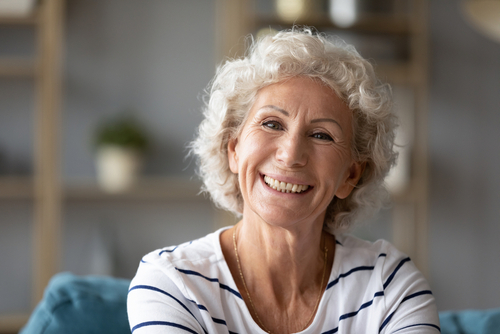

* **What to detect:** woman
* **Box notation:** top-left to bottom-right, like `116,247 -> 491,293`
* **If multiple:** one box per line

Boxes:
128,28 -> 439,333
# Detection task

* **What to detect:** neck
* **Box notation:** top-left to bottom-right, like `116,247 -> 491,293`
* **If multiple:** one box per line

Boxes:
234,216 -> 329,300
220,213 -> 335,334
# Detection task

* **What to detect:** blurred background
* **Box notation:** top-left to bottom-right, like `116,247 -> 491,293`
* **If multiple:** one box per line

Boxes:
0,0 -> 499,332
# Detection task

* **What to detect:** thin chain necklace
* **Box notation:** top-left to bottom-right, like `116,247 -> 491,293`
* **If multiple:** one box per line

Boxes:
232,229 -> 328,334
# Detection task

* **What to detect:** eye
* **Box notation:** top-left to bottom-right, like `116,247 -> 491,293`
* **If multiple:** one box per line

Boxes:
262,120 -> 283,130
311,132 -> 334,141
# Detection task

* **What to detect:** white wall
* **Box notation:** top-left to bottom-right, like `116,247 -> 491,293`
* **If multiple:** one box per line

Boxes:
428,1 -> 500,311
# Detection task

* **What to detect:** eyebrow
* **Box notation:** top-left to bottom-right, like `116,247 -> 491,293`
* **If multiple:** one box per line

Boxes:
311,118 -> 343,131
261,104 -> 343,131
262,105 -> 289,116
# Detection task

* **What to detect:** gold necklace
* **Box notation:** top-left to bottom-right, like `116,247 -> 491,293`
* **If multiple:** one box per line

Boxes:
232,230 -> 328,334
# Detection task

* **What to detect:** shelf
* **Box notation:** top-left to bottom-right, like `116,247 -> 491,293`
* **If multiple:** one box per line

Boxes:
0,9 -> 39,25
255,13 -> 410,34
0,314 -> 29,333
0,58 -> 36,77
63,177 -> 206,201
0,176 -> 34,199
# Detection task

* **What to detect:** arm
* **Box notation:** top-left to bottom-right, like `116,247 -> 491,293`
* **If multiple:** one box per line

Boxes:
379,247 -> 440,333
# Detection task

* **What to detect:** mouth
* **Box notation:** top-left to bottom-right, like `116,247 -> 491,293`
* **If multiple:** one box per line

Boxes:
263,175 -> 311,194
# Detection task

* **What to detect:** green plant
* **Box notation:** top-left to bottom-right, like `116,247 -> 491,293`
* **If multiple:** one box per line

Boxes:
93,114 -> 149,151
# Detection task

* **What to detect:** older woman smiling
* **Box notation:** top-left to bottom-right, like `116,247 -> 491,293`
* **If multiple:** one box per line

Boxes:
127,28 -> 439,334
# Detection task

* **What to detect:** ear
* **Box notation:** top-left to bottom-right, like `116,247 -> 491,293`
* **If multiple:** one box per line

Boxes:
335,161 -> 365,199
227,137 -> 239,174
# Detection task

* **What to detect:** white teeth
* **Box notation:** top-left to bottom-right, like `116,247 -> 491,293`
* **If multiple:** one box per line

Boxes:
263,175 -> 309,193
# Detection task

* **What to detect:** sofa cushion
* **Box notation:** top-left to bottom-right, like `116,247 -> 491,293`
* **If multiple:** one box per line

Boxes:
439,307 -> 500,334
20,272 -> 131,334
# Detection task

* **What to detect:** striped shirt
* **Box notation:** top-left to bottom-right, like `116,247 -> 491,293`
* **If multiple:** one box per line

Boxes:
127,227 -> 440,333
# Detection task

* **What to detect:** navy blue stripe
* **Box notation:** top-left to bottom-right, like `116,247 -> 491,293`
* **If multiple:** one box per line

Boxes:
176,268 -> 242,299
401,290 -> 432,303
184,297 -> 235,332
212,317 -> 227,325
327,266 -> 375,290
129,285 -> 208,334
131,321 -> 198,334
326,253 -> 387,290
393,323 -> 441,332
196,304 -> 208,311
339,291 -> 385,321
159,245 -> 178,255
378,290 -> 434,332
379,311 -> 395,333
321,291 -> 385,334
383,257 -> 410,290
335,240 -> 343,246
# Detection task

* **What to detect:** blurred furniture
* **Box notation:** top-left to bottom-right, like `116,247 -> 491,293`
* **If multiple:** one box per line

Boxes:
0,0 -> 64,332
215,0 -> 431,275
21,272 -> 500,334
440,307 -> 500,334
20,273 -> 130,334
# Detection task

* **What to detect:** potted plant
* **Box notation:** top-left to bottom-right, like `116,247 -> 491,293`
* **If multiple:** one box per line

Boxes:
93,113 -> 149,193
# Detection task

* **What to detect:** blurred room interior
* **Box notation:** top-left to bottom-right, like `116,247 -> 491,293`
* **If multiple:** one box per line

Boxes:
0,0 -> 499,332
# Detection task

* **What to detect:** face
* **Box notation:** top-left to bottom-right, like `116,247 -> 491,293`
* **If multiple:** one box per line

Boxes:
228,77 -> 364,230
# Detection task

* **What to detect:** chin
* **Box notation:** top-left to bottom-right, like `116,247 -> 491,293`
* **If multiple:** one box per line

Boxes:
250,205 -> 324,230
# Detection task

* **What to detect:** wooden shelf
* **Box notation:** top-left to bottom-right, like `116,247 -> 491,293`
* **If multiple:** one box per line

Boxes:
63,177 -> 206,201
0,176 -> 34,199
0,9 -> 39,25
0,176 -> 206,201
0,314 -> 29,333
0,58 -> 36,77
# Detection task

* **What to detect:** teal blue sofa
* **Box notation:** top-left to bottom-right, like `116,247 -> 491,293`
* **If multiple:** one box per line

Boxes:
20,272 -> 500,334
20,273 -> 130,334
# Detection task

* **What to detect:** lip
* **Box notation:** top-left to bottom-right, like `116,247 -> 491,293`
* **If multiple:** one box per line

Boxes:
259,173 -> 313,194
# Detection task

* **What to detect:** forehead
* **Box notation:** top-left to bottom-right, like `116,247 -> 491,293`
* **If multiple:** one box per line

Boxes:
250,77 -> 352,125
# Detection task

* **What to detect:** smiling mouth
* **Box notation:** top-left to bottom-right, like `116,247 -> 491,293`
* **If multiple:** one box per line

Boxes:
263,175 -> 310,194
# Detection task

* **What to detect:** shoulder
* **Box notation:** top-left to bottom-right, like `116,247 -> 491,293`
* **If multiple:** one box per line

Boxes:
127,227 -> 238,334
334,234 -> 426,292
141,228 -> 225,270
333,234 -> 439,333
335,234 -> 413,276
131,227 -> 231,296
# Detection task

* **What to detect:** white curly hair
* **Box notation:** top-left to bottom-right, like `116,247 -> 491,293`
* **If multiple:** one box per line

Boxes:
190,27 -> 397,233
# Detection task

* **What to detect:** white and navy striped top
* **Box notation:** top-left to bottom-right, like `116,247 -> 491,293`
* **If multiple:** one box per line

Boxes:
127,227 -> 440,334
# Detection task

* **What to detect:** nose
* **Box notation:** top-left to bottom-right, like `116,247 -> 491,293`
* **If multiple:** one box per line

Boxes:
275,134 -> 308,168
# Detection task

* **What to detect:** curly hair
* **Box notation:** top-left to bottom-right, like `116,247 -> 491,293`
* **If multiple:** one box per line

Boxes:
190,27 -> 397,233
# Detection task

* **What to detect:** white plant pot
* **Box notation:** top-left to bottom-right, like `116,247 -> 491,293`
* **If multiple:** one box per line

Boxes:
0,0 -> 36,17
95,146 -> 142,193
